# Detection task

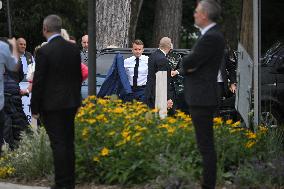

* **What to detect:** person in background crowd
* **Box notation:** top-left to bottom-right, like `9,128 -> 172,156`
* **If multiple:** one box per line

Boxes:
16,37 -> 35,76
0,37 -> 19,155
31,14 -> 82,189
124,39 -> 148,101
80,34 -> 88,66
20,42 -> 48,96
144,37 -> 174,110
181,1 -> 224,188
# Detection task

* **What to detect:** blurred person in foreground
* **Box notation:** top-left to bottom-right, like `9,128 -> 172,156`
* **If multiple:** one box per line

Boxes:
31,15 -> 82,189
181,0 -> 225,188
0,37 -> 19,155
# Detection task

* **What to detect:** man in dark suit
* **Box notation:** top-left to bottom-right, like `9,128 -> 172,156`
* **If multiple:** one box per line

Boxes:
217,49 -> 237,100
144,37 -> 174,110
31,15 -> 82,189
181,1 -> 224,188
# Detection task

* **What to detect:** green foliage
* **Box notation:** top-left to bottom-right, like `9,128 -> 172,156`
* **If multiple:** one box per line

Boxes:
1,97 -> 283,188
1,127 -> 53,179
0,0 -> 87,52
75,96 -> 199,184
234,127 -> 284,187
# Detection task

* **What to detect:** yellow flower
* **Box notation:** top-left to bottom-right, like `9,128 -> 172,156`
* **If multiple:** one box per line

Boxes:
259,126 -> 268,133
167,127 -> 176,134
213,117 -> 223,124
81,127 -> 90,140
93,156 -> 100,162
167,117 -> 177,124
87,118 -> 96,124
112,107 -> 124,114
121,129 -> 131,139
245,140 -> 256,148
100,147 -> 110,156
97,98 -> 107,105
108,131 -> 116,136
231,121 -> 241,127
246,131 -> 257,139
134,125 -> 147,132
226,119 -> 233,125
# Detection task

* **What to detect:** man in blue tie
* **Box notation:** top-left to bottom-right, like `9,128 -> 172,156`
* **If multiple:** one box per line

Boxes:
124,39 -> 149,101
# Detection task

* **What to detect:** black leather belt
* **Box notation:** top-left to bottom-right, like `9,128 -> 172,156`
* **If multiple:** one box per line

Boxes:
131,85 -> 146,90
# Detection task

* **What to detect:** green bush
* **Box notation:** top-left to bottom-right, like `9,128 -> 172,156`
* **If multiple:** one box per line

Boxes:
0,127 -> 53,179
74,96 -> 278,187
1,96 -> 283,188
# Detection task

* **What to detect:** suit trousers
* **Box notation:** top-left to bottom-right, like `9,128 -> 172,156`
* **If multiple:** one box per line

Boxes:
41,107 -> 77,189
188,105 -> 217,189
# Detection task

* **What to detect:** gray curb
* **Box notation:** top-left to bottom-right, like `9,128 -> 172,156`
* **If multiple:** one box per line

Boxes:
0,182 -> 48,189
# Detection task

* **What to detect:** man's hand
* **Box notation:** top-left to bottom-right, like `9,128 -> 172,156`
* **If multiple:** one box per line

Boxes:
8,37 -> 19,60
32,114 -> 40,119
167,99 -> 173,109
171,70 -> 179,77
229,83 -> 237,93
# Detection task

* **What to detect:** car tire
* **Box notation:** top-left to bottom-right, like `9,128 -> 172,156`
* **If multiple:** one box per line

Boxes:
260,103 -> 282,127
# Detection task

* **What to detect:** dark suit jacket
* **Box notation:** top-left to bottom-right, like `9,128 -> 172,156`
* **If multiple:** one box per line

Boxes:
219,49 -> 236,84
144,49 -> 174,108
182,24 -> 225,106
31,36 -> 82,114
97,53 -> 133,101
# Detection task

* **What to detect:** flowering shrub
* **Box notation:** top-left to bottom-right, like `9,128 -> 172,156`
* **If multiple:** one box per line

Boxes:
75,96 -> 274,186
0,156 -> 15,179
75,95 -> 197,184
1,95 -> 282,188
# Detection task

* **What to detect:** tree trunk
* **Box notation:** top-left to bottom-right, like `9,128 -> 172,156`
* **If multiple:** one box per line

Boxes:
96,0 -> 131,49
128,0 -> 144,46
240,0 -> 253,57
152,0 -> 183,48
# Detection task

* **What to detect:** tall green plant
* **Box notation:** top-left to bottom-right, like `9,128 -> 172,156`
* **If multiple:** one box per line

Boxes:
2,127 -> 53,179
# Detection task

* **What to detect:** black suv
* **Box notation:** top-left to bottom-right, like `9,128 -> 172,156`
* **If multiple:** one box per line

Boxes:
260,42 -> 284,126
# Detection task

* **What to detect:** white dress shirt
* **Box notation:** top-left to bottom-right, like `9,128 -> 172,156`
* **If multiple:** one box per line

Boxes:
124,55 -> 149,86
20,53 -> 35,75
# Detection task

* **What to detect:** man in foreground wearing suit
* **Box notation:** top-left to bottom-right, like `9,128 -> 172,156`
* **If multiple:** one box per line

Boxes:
31,15 -> 82,189
181,1 -> 224,188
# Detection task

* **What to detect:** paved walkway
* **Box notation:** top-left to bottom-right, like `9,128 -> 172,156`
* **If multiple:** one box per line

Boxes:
0,182 -> 48,189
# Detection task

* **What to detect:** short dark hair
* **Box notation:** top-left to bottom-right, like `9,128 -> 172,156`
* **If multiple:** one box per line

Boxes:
43,14 -> 62,33
199,0 -> 221,22
132,39 -> 144,46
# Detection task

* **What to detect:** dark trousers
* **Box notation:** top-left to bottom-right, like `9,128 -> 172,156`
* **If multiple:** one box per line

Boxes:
41,107 -> 77,189
188,105 -> 217,189
0,109 -> 4,156
131,86 -> 146,102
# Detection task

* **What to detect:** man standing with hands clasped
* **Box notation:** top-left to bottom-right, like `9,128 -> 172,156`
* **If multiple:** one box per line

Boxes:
181,1 -> 224,188
31,15 -> 82,189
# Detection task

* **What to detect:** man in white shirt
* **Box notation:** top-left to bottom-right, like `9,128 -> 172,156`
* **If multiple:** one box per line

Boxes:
124,39 -> 148,101
16,37 -> 35,77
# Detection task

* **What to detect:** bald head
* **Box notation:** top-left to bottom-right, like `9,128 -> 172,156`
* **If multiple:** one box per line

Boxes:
159,37 -> 172,53
16,37 -> 27,54
81,35 -> 88,50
